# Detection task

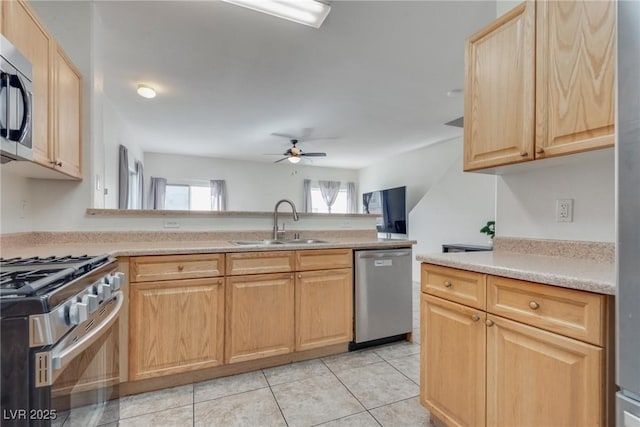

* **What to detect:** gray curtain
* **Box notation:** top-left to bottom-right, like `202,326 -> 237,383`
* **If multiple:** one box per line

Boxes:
210,180 -> 228,211
302,179 -> 312,213
148,177 -> 167,210
318,180 -> 341,213
346,182 -> 356,214
135,160 -> 144,210
118,145 -> 129,209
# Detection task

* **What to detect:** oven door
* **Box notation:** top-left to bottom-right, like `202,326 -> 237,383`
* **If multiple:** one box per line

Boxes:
39,291 -> 123,427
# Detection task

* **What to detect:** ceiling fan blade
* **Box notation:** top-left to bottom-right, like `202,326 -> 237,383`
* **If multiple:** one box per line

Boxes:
301,152 -> 327,157
271,132 -> 297,140
274,157 -> 289,163
263,153 -> 287,156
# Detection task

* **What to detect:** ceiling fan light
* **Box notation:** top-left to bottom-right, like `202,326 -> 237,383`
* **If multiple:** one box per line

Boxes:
137,84 -> 156,99
288,156 -> 301,164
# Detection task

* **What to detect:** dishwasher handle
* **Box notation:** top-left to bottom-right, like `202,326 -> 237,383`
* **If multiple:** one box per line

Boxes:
357,251 -> 411,259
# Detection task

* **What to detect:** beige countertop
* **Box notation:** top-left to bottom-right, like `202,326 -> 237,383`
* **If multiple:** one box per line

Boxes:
416,251 -> 615,295
1,238 -> 415,259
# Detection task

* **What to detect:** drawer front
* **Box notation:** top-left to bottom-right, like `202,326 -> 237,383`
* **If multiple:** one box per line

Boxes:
487,276 -> 605,346
131,254 -> 224,282
421,264 -> 486,310
226,251 -> 295,276
295,249 -> 352,271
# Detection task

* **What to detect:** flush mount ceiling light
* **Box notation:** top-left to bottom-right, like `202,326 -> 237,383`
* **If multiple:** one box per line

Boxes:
137,84 -> 156,99
222,0 -> 331,28
288,155 -> 301,164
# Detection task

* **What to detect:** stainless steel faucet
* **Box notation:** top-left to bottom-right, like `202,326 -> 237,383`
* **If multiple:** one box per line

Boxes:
273,199 -> 299,240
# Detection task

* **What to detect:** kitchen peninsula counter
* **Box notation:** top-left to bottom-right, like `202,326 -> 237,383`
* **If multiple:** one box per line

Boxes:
417,243 -> 615,295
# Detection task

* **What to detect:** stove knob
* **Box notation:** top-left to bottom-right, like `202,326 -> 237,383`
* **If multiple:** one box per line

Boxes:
82,294 -> 99,314
68,302 -> 88,325
107,274 -> 121,291
114,272 -> 125,290
98,283 -> 112,300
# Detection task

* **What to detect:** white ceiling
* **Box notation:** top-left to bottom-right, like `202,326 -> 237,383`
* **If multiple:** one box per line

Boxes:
96,1 -> 496,169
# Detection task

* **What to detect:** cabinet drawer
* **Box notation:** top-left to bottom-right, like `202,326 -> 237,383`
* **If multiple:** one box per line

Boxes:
226,251 -> 294,276
295,249 -> 352,271
421,264 -> 486,310
130,254 -> 224,282
487,276 -> 605,346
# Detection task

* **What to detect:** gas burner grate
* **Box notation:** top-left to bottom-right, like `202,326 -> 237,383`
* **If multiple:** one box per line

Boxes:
0,255 -> 94,267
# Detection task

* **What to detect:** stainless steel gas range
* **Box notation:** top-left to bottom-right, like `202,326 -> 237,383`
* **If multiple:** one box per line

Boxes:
0,255 -> 124,427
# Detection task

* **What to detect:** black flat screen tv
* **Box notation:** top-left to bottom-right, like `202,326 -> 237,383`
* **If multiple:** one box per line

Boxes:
362,186 -> 407,235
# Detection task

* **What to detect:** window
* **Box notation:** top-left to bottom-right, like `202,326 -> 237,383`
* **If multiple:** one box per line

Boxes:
310,187 -> 348,214
165,184 -> 212,211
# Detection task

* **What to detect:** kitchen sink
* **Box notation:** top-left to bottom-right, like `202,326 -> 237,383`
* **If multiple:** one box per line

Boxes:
230,239 -> 329,246
281,239 -> 328,244
231,239 -> 285,245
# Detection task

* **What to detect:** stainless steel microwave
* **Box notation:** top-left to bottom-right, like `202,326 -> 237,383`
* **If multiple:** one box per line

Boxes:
1,34 -> 33,163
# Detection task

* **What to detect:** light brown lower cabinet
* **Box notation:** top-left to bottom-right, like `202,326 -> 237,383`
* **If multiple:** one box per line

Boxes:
486,314 -> 603,426
225,272 -> 295,364
421,294 -> 485,427
129,277 -> 225,381
420,263 -> 610,427
295,268 -> 353,351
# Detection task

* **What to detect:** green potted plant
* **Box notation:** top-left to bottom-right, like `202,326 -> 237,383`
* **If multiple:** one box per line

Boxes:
480,220 -> 495,245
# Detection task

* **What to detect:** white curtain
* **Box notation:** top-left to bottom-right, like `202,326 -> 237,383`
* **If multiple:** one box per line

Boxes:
148,177 -> 167,210
118,145 -> 129,209
302,179 -> 312,213
135,160 -> 144,210
210,180 -> 228,211
346,182 -> 356,214
318,180 -> 341,213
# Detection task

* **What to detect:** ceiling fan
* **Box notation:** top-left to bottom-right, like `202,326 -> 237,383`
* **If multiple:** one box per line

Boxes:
266,139 -> 327,164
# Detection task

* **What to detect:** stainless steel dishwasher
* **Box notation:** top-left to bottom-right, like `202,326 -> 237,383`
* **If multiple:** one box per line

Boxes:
353,248 -> 412,348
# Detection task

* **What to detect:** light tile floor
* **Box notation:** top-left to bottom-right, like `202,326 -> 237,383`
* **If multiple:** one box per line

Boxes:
59,282 -> 431,427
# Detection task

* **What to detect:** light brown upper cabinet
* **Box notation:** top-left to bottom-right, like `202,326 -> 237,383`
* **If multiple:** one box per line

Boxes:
2,0 -> 83,179
464,1 -> 535,171
535,0 -> 615,158
464,0 -> 615,171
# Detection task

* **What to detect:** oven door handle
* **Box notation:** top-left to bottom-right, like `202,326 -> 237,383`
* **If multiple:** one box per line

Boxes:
50,291 -> 123,373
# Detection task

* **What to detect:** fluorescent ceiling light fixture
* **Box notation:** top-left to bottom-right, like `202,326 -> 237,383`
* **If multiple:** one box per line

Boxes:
288,155 -> 301,164
137,84 -> 156,99
223,0 -> 331,28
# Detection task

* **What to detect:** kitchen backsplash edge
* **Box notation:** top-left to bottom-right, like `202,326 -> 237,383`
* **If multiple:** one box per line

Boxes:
494,236 -> 615,263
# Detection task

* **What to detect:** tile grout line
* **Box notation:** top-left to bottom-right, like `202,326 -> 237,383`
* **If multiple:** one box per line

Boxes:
263,369 -> 290,427
192,383 -> 195,427
319,358 -> 376,423
383,353 -> 421,387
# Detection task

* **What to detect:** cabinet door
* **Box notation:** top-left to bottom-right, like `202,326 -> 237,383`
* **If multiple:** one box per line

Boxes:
295,268 -> 352,351
129,278 -> 225,381
421,294 -> 486,427
486,314 -> 603,427
464,1 -> 535,171
52,45 -> 82,179
225,273 -> 294,364
535,0 -> 615,158
3,0 -> 52,165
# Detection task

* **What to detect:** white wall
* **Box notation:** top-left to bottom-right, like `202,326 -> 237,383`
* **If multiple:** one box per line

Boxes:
144,152 -> 359,211
359,138 -> 497,281
496,149 -> 615,242
103,97 -> 143,209
358,139 -> 461,212
0,170 -> 33,234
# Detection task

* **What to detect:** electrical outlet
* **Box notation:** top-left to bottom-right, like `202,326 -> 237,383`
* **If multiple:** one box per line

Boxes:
163,219 -> 180,229
556,199 -> 573,222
